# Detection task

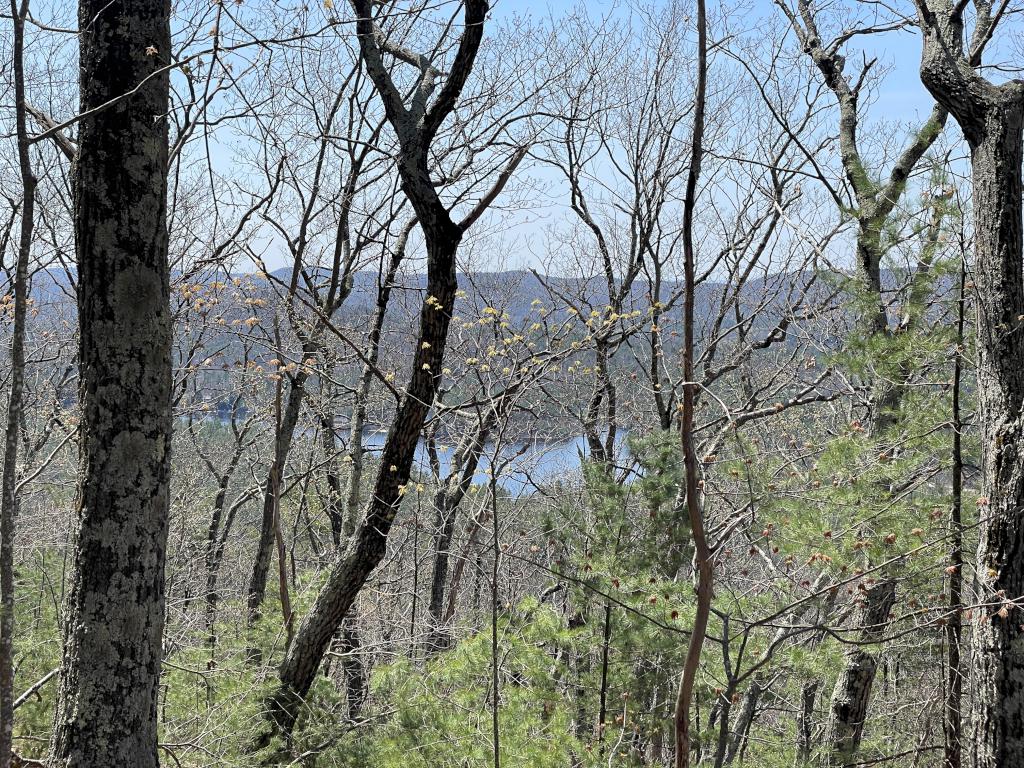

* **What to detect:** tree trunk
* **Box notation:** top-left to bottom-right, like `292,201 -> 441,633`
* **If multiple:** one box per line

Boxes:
674,0 -> 709,764
49,1 -> 172,764
819,580 -> 896,767
262,229 -> 461,743
203,474 -> 232,648
321,413 -> 344,548
915,6 -> 1024,764
425,491 -> 460,650
796,680 -> 819,764
253,0 -> 494,752
964,105 -> 1024,768
1,3 -> 36,765
247,363 -> 310,631
425,417 -> 492,652
723,679 -> 762,765
944,263 -> 966,768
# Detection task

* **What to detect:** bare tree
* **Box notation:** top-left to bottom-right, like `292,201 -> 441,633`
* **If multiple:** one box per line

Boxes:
257,0 -> 528,749
0,2 -> 36,767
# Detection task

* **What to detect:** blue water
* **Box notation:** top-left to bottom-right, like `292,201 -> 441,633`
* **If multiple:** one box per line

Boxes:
356,430 -> 596,495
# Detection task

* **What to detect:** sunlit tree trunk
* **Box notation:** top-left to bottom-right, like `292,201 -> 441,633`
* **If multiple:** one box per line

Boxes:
49,0 -> 172,764
915,3 -> 1024,765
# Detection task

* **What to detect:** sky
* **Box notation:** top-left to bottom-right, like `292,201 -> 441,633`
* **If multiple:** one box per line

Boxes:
472,0 -> 950,272
491,0 -> 940,125
198,0 -> 965,275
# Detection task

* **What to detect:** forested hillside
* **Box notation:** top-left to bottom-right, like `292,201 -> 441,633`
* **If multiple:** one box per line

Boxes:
1,1 -> 1022,767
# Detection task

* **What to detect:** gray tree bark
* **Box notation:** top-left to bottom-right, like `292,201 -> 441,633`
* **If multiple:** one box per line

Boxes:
48,0 -> 172,765
915,3 -> 1024,767
819,580 -> 896,766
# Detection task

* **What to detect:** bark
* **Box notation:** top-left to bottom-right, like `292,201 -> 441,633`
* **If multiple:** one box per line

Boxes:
796,680 -> 820,764
915,3 -> 1024,766
1,3 -> 36,766
819,579 -> 896,767
425,412 -> 493,652
49,0 -> 172,765
944,264 -> 966,768
425,490 -> 461,649
674,0 -> 709,764
247,359 -> 312,631
337,615 -> 366,719
962,95 -> 1024,768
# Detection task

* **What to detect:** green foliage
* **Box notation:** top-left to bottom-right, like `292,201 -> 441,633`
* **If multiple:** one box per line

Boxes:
321,602 -> 584,768
9,553 -> 63,760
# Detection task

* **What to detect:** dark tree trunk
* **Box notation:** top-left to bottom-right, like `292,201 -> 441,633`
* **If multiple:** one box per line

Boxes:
203,474 -> 232,646
819,580 -> 896,767
253,0 -> 504,752
49,1 -> 172,765
915,5 -> 1024,766
944,264 -> 966,768
796,680 -> 819,764
425,491 -> 460,651
597,603 -> 613,745
263,231 -> 460,740
339,616 -> 366,718
1,3 -> 36,766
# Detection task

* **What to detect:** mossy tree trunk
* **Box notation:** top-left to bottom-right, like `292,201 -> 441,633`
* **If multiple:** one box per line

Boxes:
49,1 -> 172,765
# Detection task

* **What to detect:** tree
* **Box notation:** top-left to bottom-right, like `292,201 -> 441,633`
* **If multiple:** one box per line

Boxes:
914,2 -> 1024,766
258,0 -> 527,749
674,0 -> 709,764
0,2 -> 36,767
773,2 -> 954,761
48,0 -> 173,764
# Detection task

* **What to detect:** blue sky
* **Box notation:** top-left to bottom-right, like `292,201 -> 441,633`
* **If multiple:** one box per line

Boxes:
492,0 -> 939,126
219,0 -> 959,273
